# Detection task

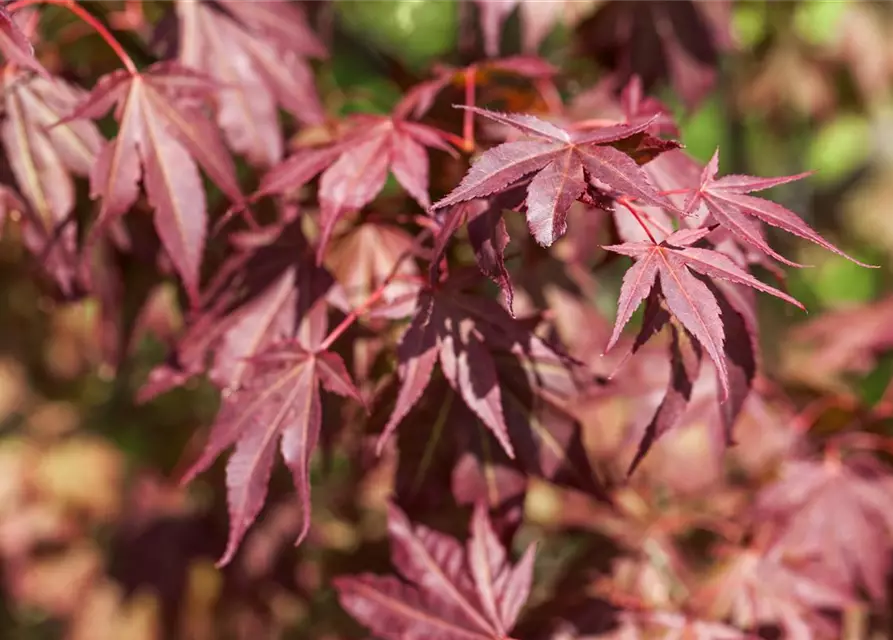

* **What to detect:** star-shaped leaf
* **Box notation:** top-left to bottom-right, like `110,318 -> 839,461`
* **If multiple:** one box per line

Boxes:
63,62 -> 244,304
431,106 -> 677,247
256,114 -> 453,263
603,227 -> 803,399
181,341 -> 363,566
334,502 -> 536,640
685,149 -> 873,268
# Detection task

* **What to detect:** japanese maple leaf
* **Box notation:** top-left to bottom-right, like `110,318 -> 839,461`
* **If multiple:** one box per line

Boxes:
181,341 -> 363,566
755,456 -> 893,603
578,0 -> 734,108
255,114 -> 454,263
685,150 -> 873,268
377,281 -> 588,462
176,0 -> 325,167
63,62 -> 244,304
138,212 -> 334,402
2,73 -> 103,260
697,543 -> 853,639
0,5 -> 48,78
602,227 -> 803,399
431,106 -> 678,247
335,502 -> 536,640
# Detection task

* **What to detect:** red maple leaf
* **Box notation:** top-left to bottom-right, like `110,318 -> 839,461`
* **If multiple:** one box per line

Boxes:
138,210 -> 334,402
431,106 -> 677,247
63,62 -> 244,304
602,227 -> 803,400
181,340 -> 364,566
255,113 -> 454,263
1,71 -> 103,293
684,150 -> 872,268
175,0 -> 326,167
377,282 -> 586,462
755,456 -> 893,603
335,502 -> 536,640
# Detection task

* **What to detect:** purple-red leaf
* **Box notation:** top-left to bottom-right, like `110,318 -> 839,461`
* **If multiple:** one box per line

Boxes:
604,236 -> 803,399
688,150 -> 876,268
432,106 -> 677,248
182,342 -> 362,566
176,0 -> 325,167
335,503 -> 535,640
67,62 -> 243,304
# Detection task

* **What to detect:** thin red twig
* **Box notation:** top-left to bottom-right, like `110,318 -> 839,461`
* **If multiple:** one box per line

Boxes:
318,229 -> 433,352
8,0 -> 138,75
617,197 -> 658,245
462,67 -> 477,152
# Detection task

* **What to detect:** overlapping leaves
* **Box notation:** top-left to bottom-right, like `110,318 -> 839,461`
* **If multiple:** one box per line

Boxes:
175,0 -> 326,167
256,113 -> 454,263
182,340 -> 363,566
63,62 -> 243,304
335,502 -> 536,640
431,107 -> 677,248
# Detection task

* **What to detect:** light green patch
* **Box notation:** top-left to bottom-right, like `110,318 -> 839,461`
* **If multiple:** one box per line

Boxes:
733,2 -> 768,48
679,94 -> 729,163
793,0 -> 847,47
806,114 -> 871,185
335,0 -> 458,71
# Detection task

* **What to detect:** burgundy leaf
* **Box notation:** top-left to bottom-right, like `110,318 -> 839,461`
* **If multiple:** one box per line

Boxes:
578,0 -> 733,107
66,62 -> 243,304
257,116 -> 450,262
182,342 -> 362,566
176,0 -> 325,167
603,236 -> 803,399
335,503 -> 535,639
687,150 -> 875,268
433,106 -> 677,248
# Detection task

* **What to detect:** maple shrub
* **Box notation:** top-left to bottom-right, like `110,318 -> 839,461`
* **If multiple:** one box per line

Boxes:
2,1 -> 893,639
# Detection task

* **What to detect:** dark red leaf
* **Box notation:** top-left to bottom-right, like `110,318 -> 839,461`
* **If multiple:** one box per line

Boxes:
433,107 -> 677,248
65,62 -> 244,304
686,150 -> 876,268
181,341 -> 362,566
335,503 -> 535,639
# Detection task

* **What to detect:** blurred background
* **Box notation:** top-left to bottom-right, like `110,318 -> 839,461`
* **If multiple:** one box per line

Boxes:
2,1 -> 893,638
